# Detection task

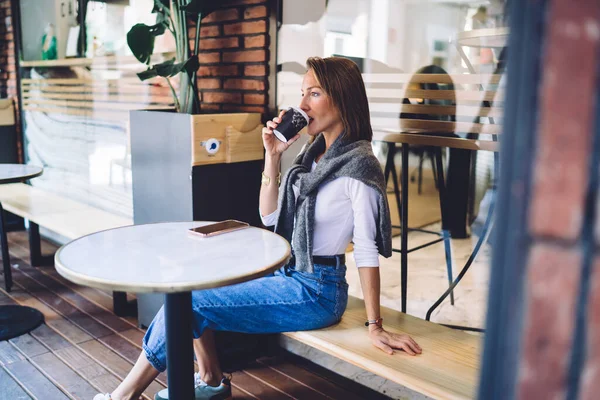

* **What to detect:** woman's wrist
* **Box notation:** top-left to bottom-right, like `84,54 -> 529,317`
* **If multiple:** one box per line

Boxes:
368,325 -> 384,334
264,153 -> 282,166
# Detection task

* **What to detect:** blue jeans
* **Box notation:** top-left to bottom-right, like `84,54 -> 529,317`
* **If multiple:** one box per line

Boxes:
143,262 -> 349,372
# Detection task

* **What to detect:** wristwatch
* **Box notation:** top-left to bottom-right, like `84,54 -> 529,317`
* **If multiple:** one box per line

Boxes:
261,172 -> 281,186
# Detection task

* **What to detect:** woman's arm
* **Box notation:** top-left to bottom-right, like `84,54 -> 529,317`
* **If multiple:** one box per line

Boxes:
259,153 -> 281,217
358,267 -> 422,356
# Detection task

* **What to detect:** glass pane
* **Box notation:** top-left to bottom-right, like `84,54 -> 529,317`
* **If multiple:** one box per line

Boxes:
277,0 -> 508,327
85,0 -> 175,58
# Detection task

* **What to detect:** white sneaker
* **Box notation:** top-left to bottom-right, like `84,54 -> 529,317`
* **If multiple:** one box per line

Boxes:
154,373 -> 232,400
93,395 -> 111,400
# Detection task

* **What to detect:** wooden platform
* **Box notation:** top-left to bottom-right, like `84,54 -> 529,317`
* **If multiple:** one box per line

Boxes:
0,231 -> 388,400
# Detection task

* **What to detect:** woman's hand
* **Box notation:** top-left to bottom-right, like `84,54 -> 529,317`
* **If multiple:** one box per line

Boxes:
262,109 -> 301,158
369,327 -> 422,356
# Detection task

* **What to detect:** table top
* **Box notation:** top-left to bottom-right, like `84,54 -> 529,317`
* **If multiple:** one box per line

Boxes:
0,164 -> 43,184
55,222 -> 291,293
457,27 -> 509,48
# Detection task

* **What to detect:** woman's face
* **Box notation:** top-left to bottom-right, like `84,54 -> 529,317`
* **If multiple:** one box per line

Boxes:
299,70 -> 344,137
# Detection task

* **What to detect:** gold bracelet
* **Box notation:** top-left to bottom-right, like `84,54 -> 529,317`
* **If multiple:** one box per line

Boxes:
261,172 -> 281,186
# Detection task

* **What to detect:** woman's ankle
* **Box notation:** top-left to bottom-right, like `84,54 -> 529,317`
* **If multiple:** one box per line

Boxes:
200,372 -> 223,387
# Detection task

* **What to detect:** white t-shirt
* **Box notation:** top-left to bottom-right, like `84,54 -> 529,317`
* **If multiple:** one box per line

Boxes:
261,161 -> 380,267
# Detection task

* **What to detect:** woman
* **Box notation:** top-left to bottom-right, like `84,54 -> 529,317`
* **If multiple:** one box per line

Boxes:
95,56 -> 421,400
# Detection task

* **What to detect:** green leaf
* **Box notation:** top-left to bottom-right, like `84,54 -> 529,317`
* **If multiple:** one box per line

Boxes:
155,58 -> 178,77
180,0 -> 221,20
127,24 -> 155,64
137,68 -> 158,81
152,0 -> 170,15
137,57 -> 198,81
153,21 -> 168,36
182,55 -> 200,76
153,0 -> 171,26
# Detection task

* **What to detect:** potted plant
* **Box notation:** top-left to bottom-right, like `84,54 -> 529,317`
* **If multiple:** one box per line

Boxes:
127,0 -> 265,327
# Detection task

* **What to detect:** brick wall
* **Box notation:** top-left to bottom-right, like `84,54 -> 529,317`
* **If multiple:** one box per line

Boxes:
0,0 -> 19,162
0,0 -> 15,99
518,1 -> 600,398
191,0 -> 272,114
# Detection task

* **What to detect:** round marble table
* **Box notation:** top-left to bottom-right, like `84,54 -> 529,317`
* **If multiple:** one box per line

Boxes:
0,164 -> 44,341
55,221 -> 291,400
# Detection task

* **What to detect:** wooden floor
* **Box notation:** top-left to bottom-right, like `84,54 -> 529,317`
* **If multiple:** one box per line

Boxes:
0,230 -> 389,400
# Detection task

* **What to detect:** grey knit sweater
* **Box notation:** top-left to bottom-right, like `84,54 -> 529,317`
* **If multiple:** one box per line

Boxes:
274,133 -> 392,273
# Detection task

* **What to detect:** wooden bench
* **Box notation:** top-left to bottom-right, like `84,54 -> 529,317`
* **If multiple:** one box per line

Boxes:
0,182 -> 133,314
284,296 -> 481,400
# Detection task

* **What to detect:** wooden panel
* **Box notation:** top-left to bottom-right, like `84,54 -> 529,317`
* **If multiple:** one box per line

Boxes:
226,125 -> 265,163
242,361 -> 332,400
369,88 -> 503,102
30,324 -> 72,352
257,357 -> 367,400
17,264 -> 133,333
6,289 -> 94,344
22,105 -> 129,122
31,352 -> 100,399
5,359 -> 69,399
20,53 -> 175,68
230,370 -> 295,400
79,340 -> 166,398
39,268 -> 139,327
362,73 -> 503,85
42,269 -> 119,316
284,296 -> 481,400
9,334 -> 49,359
118,328 -> 146,345
17,327 -> 120,396
191,113 -> 262,166
0,340 -> 26,365
373,103 -> 504,119
2,271 -> 158,400
22,83 -> 172,92
23,98 -> 170,111
374,131 -> 500,152
399,119 -> 502,135
0,367 -> 33,399
281,73 -> 503,85
54,346 -> 122,394
22,77 -> 174,86
23,91 -> 174,104
9,268 -> 114,339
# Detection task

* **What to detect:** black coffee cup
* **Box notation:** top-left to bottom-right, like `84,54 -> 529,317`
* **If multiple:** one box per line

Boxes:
273,106 -> 309,143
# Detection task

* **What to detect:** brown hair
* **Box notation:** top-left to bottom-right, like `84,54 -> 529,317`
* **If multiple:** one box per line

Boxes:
305,57 -> 372,142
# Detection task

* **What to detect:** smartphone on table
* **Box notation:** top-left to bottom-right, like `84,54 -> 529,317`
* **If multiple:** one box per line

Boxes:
188,220 -> 249,238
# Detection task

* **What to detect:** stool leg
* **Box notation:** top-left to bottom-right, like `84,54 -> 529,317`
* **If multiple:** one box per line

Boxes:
434,149 -> 454,305
442,230 -> 454,306
430,152 -> 439,189
418,152 -> 424,194
0,201 -> 13,292
384,143 -> 402,224
401,144 -> 409,313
